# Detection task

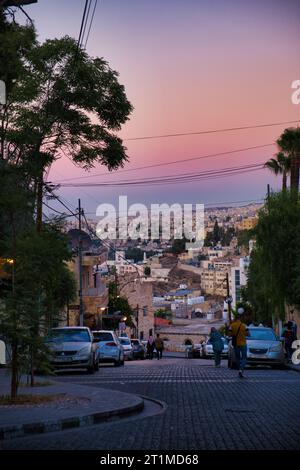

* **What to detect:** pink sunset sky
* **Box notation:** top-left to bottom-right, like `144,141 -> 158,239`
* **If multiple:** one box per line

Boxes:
20,0 -> 300,213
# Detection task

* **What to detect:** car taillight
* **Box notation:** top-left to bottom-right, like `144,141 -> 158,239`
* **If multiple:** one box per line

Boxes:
106,342 -> 116,347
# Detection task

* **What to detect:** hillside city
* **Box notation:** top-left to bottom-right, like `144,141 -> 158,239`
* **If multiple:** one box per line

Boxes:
1,0 -> 300,460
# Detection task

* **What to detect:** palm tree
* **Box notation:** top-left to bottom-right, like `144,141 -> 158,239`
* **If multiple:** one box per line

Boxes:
264,151 -> 291,191
276,128 -> 300,193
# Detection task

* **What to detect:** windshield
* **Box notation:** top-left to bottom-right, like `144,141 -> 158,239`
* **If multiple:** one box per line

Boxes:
248,328 -> 277,341
93,332 -> 114,342
119,338 -> 131,345
47,329 -> 90,343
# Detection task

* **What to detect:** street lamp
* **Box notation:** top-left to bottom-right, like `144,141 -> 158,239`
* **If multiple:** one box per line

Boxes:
96,306 -> 108,330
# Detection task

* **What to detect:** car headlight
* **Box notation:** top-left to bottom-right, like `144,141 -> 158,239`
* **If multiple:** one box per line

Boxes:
77,346 -> 91,356
270,344 -> 282,352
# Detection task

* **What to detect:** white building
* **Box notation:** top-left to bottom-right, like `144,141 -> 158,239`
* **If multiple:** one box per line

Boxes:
231,257 -> 250,308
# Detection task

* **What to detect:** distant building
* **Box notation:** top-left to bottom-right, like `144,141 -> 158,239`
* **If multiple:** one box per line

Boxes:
231,257 -> 250,308
118,277 -> 155,341
241,217 -> 258,231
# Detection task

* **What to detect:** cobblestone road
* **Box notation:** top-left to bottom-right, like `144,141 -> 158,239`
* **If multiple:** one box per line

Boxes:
1,359 -> 300,450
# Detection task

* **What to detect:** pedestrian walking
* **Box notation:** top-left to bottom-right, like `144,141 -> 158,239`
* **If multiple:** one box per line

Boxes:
229,308 -> 249,378
147,335 -> 154,360
154,334 -> 164,360
283,321 -> 296,362
208,327 -> 224,367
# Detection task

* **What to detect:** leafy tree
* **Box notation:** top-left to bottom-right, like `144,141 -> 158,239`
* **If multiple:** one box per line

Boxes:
107,281 -> 134,328
220,226 -> 235,246
0,34 -> 133,228
265,151 -> 291,191
154,309 -> 172,319
237,229 -> 254,250
244,190 -> 300,323
0,163 -> 76,396
276,128 -> 300,193
169,237 -> 188,254
125,247 -> 144,262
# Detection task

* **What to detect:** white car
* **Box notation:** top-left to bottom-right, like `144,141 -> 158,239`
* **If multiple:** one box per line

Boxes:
202,337 -> 229,358
119,337 -> 133,360
46,327 -> 100,373
228,327 -> 286,369
93,330 -> 124,367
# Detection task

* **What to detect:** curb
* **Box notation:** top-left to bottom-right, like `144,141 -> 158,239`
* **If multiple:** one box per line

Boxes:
287,364 -> 300,373
0,397 -> 144,441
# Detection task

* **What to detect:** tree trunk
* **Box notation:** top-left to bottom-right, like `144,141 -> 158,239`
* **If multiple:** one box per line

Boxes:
36,172 -> 43,232
282,171 -> 287,191
10,341 -> 19,399
290,153 -> 300,193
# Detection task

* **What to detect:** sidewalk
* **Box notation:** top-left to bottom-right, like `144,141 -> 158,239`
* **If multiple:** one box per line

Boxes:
0,369 -> 144,441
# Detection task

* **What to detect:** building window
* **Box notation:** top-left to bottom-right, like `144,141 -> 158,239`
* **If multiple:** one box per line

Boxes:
143,306 -> 148,317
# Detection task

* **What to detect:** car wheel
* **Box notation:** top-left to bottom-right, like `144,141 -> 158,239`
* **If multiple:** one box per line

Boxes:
87,365 -> 95,374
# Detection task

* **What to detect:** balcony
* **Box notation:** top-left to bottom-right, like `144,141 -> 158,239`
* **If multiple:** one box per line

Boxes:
82,284 -> 107,298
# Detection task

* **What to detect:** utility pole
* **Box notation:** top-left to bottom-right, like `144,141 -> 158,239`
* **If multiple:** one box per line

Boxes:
78,199 -> 84,326
226,272 -> 232,324
267,184 -> 271,214
136,304 -> 139,339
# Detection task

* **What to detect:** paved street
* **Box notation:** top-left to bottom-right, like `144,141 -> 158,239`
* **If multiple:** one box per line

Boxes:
1,358 -> 300,450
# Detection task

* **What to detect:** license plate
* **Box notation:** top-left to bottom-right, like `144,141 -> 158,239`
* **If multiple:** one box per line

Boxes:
55,356 -> 73,362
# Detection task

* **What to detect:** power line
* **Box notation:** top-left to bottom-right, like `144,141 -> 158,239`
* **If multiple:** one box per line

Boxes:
52,194 -> 142,274
124,119 -> 300,142
52,142 -> 275,183
84,0 -> 98,49
57,162 -> 265,187
76,0 -> 89,54
43,202 -> 76,219
81,0 -> 92,48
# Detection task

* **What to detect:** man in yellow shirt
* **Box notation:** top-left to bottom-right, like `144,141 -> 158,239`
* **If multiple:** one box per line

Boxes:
229,309 -> 249,378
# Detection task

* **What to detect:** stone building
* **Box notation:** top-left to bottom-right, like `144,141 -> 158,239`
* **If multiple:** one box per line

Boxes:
118,276 -> 155,341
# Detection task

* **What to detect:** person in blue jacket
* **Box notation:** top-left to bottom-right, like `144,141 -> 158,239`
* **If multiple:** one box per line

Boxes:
208,327 -> 224,367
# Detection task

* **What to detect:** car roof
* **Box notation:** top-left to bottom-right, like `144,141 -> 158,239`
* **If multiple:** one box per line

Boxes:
92,330 -> 115,334
51,327 -> 90,330
248,327 -> 273,331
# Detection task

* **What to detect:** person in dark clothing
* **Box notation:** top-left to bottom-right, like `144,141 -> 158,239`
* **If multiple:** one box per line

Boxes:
147,335 -> 154,360
154,334 -> 164,360
283,321 -> 296,362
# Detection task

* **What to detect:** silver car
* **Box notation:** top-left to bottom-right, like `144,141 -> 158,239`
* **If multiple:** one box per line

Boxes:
93,330 -> 124,366
46,327 -> 100,373
228,326 -> 286,369
119,337 -> 133,360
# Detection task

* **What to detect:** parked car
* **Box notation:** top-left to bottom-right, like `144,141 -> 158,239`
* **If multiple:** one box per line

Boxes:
228,326 -> 286,369
118,336 -> 133,360
131,339 -> 146,359
93,330 -> 124,367
202,337 -> 229,358
45,327 -> 100,373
